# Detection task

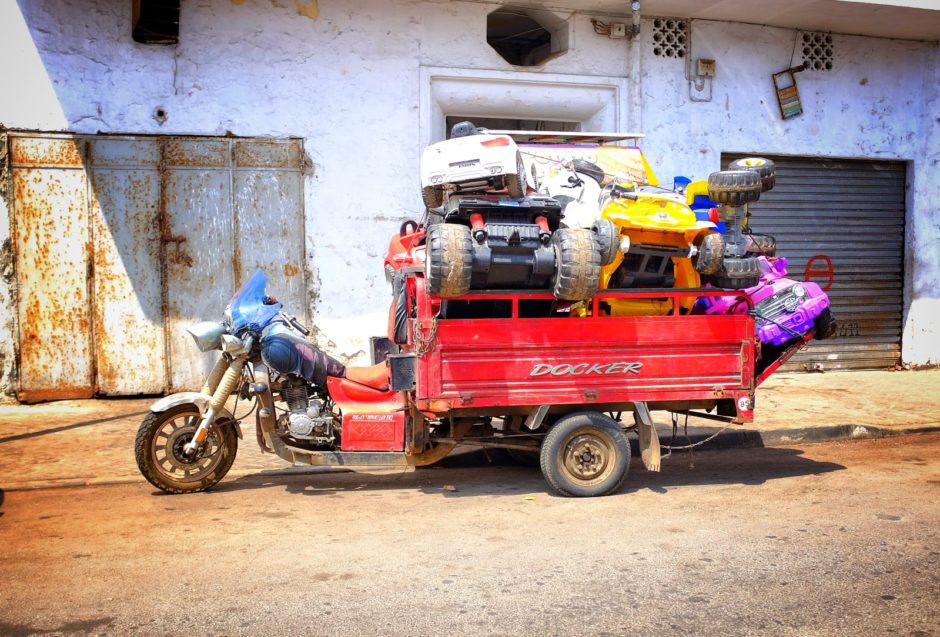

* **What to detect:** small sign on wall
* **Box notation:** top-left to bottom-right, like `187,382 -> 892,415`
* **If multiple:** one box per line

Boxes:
773,65 -> 806,120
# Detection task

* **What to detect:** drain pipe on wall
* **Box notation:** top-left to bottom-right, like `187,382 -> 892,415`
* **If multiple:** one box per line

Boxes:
626,3 -> 643,134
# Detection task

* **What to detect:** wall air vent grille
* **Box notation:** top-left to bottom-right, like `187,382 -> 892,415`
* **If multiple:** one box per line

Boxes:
651,18 -> 688,59
801,32 -> 834,71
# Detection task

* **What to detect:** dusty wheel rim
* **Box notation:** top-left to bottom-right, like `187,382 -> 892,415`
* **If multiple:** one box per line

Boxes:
561,431 -> 616,486
150,410 -> 226,484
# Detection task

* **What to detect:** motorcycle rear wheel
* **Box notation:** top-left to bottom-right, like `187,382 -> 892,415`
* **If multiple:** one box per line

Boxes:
135,404 -> 238,494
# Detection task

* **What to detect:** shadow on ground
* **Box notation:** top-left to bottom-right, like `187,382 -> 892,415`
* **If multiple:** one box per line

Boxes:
0,410 -> 149,444
200,445 -> 845,499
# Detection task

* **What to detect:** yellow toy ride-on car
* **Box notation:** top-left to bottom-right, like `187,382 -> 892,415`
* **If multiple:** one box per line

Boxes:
562,162 -> 725,316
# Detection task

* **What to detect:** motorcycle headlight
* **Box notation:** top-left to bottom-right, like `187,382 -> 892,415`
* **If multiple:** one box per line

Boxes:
221,334 -> 248,355
187,322 -> 225,352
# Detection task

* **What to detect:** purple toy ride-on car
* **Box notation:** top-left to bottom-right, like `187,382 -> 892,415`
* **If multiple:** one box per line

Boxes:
697,256 -> 836,352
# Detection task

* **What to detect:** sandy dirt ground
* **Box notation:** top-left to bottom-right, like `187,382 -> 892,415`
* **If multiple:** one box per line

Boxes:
1,369 -> 938,491
0,433 -> 938,636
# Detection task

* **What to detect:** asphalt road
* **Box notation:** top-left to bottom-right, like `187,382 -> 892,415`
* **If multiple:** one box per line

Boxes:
1,434 -> 938,637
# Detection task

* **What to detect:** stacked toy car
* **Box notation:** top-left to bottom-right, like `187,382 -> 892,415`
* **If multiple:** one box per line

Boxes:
410,121 -> 605,301
544,158 -> 724,316
387,125 -> 836,362
695,255 -> 836,371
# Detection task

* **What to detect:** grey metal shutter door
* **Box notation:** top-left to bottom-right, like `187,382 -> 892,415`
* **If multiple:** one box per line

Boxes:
10,134 -> 306,399
722,154 -> 905,371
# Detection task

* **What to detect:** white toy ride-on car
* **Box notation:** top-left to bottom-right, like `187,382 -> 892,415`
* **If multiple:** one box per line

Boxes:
420,121 -> 530,208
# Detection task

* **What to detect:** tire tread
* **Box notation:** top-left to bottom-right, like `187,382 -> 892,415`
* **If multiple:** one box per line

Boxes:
539,411 -> 630,498
426,224 -> 473,297
552,228 -> 601,301
708,256 -> 762,289
134,406 -> 237,494
708,170 -> 762,205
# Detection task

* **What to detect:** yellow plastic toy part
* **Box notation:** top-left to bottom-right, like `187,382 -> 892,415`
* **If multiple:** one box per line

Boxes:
603,257 -> 701,316
601,192 -> 711,234
684,179 -> 710,206
591,185 -> 721,317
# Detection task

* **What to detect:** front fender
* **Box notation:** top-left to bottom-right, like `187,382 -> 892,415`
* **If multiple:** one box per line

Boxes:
149,392 -> 243,439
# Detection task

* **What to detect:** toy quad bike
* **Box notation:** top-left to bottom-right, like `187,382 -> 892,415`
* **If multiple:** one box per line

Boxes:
693,157 -> 779,289
546,159 -> 724,315
424,195 -> 600,301
409,122 -> 603,301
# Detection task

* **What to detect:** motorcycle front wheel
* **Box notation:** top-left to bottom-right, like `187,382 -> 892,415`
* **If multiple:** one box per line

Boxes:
134,404 -> 238,494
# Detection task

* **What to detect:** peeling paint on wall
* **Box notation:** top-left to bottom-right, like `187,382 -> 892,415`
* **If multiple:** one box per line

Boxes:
0,130 -> 18,401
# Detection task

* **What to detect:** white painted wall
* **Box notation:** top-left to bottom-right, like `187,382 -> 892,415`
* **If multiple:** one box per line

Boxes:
0,0 -> 938,397
903,44 -> 940,366
636,20 -> 940,365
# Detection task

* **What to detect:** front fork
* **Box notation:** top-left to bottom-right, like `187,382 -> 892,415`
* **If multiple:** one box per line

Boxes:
183,355 -> 246,456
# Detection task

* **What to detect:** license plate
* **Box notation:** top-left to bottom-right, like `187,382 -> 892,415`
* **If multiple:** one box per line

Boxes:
449,159 -> 480,168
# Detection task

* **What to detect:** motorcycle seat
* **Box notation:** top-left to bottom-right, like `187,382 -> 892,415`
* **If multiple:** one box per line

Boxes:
344,362 -> 390,391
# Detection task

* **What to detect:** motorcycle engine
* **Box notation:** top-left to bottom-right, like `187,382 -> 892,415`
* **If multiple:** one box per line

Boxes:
279,377 -> 335,444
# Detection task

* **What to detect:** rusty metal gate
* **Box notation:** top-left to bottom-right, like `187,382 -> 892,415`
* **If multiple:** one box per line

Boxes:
9,134 -> 306,401
722,153 -> 906,371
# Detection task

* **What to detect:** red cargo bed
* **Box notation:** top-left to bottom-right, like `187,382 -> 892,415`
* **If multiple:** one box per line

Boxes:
407,283 -> 758,422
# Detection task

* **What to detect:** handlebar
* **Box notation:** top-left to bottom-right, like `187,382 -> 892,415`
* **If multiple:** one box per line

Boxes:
281,312 -> 310,336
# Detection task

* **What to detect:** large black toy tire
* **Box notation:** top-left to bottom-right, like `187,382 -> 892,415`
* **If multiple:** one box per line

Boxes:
552,227 -> 600,301
591,218 -> 619,266
708,256 -> 762,289
539,412 -> 630,497
422,185 -> 443,209
707,170 -> 762,206
814,308 -> 837,340
745,232 -> 777,257
728,157 -> 776,192
694,232 -> 724,276
425,224 -> 473,298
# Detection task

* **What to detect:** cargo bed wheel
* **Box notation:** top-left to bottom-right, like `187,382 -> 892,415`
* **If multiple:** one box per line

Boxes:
707,170 -> 762,206
552,227 -> 600,301
540,412 -> 630,497
425,224 -> 473,297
